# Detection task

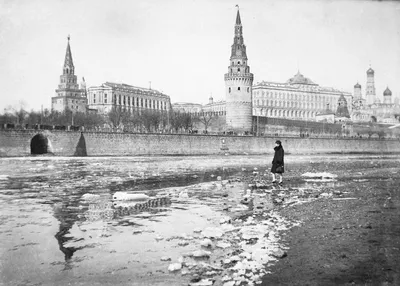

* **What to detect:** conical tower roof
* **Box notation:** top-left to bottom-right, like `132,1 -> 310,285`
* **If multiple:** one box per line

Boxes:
236,8 -> 241,25
64,35 -> 74,69
336,94 -> 350,118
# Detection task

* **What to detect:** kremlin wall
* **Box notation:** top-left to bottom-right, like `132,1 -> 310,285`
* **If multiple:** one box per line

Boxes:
1,129 -> 400,158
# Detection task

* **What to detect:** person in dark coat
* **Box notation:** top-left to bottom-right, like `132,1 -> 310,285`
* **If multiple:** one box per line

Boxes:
271,140 -> 284,184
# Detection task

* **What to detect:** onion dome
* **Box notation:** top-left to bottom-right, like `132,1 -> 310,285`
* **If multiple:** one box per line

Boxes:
383,87 -> 392,96
354,82 -> 361,89
367,67 -> 374,75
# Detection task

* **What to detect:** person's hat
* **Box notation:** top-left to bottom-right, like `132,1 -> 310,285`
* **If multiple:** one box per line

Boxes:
275,140 -> 282,145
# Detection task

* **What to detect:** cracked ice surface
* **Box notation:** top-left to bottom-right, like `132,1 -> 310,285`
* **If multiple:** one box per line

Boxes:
0,154 -> 386,285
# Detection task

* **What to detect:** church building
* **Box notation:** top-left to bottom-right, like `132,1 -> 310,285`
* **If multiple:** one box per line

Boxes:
351,67 -> 400,124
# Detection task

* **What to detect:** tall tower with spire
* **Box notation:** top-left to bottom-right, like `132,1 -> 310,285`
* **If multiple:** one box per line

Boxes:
365,67 -> 376,105
52,36 -> 87,114
224,7 -> 254,132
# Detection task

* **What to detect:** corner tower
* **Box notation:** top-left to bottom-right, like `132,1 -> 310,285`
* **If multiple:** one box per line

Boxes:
52,36 -> 87,114
224,7 -> 254,132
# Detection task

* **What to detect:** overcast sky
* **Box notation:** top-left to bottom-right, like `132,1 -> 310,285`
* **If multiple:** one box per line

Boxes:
0,0 -> 399,112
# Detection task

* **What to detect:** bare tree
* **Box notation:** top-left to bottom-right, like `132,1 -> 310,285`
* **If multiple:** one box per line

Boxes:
108,106 -> 123,128
26,110 -> 41,125
197,112 -> 218,132
4,101 -> 27,125
169,112 -> 193,133
0,109 -> 17,125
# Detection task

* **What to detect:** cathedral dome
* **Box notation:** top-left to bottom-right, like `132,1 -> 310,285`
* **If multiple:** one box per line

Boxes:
367,68 -> 374,75
383,87 -> 392,96
354,82 -> 361,89
287,71 -> 316,85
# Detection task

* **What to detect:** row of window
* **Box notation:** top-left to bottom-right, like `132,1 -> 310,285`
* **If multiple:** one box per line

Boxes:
64,68 -> 73,75
231,60 -> 246,65
257,109 -> 317,118
230,67 -> 249,73
90,93 -> 168,110
228,87 -> 251,93
253,99 -> 335,109
253,89 -> 348,102
70,99 -> 85,104
61,78 -> 76,84
203,107 -> 225,112
53,98 -> 85,104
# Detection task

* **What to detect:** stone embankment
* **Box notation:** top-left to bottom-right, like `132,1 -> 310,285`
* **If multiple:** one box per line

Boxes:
1,129 -> 400,157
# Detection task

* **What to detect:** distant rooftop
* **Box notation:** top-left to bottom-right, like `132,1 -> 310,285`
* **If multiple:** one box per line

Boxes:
102,82 -> 168,97
286,71 -> 317,85
254,71 -> 351,95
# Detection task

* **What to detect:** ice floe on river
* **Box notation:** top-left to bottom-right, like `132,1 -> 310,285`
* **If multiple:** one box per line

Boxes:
301,172 -> 338,182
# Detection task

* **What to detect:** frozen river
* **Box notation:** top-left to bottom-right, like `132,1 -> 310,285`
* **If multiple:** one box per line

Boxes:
0,154 -> 398,286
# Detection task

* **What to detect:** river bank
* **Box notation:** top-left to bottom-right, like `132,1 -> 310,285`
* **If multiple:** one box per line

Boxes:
261,157 -> 400,286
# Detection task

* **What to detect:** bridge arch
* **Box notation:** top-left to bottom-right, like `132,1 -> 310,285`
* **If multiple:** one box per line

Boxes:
30,133 -> 51,155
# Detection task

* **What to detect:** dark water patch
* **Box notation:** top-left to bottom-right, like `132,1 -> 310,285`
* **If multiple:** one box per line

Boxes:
109,167 -> 267,193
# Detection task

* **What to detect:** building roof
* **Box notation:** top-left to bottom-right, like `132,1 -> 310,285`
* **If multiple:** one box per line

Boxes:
102,82 -> 168,97
367,67 -> 374,75
64,36 -> 74,68
317,109 -> 335,116
336,94 -> 350,118
354,82 -> 361,88
236,9 -> 241,25
172,102 -> 203,107
254,80 -> 351,95
204,100 -> 226,106
286,71 -> 317,85
383,87 -> 392,96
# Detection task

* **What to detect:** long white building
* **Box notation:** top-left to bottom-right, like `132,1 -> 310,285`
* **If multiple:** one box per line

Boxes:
252,71 -> 352,121
87,82 -> 171,114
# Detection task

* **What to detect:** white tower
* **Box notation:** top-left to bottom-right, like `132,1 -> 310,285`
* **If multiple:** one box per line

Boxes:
224,7 -> 254,132
352,82 -> 365,110
365,67 -> 376,105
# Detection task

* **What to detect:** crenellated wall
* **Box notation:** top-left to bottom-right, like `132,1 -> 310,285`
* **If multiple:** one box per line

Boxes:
1,130 -> 400,157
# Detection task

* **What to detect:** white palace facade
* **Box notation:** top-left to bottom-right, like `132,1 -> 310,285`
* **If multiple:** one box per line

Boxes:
252,71 -> 352,121
87,82 -> 171,114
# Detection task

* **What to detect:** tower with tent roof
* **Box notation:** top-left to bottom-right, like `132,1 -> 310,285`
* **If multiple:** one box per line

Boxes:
51,36 -> 87,114
224,6 -> 254,133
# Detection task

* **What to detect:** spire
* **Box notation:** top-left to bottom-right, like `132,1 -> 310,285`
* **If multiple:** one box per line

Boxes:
63,35 -> 74,72
230,5 -> 247,60
235,5 -> 241,25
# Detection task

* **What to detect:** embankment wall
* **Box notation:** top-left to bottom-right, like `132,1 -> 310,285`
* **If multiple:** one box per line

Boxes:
1,130 -> 400,157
